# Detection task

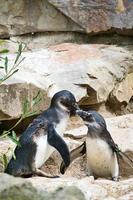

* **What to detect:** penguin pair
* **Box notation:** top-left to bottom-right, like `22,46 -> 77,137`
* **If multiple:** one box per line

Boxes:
60,110 -> 133,181
5,90 -> 79,178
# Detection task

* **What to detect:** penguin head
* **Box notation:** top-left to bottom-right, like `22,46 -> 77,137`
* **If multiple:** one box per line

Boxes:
50,90 -> 79,115
76,110 -> 103,134
76,110 -> 95,125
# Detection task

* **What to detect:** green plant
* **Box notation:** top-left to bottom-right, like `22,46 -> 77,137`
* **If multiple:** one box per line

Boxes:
0,91 -> 42,169
0,91 -> 42,140
0,41 -> 26,144
0,41 -> 26,84
0,41 -> 42,169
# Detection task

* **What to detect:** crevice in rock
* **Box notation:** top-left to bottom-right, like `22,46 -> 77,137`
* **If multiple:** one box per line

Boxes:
0,32 -> 133,50
105,93 -> 132,116
0,114 -> 39,136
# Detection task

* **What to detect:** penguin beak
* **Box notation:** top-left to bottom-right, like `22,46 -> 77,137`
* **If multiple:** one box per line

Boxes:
76,110 -> 85,118
73,102 -> 80,111
76,110 -> 92,121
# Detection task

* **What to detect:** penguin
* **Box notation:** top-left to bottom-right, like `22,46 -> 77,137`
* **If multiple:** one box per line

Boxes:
5,90 -> 79,178
60,110 -> 133,181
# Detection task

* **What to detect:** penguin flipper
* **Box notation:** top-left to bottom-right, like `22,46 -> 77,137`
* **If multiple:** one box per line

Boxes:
47,123 -> 70,168
60,142 -> 86,174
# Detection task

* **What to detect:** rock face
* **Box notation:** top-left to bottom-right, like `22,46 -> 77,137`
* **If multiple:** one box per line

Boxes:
108,72 -> 133,114
0,173 -> 85,200
0,0 -> 133,38
0,43 -> 132,121
29,176 -> 133,200
0,83 -> 50,120
0,173 -> 133,200
48,0 -> 133,35
0,173 -> 46,200
0,0 -> 82,38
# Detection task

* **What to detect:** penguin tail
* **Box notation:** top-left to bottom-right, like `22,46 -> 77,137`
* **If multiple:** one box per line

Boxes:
118,150 -> 133,169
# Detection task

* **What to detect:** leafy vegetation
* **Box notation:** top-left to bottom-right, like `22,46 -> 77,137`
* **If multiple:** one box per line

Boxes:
0,41 -> 26,84
0,40 -> 42,169
0,90 -> 42,142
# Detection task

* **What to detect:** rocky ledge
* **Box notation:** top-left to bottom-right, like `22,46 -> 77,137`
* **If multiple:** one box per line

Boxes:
0,173 -> 133,200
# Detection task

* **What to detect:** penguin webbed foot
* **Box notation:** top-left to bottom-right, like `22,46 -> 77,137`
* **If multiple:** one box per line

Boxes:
112,176 -> 119,181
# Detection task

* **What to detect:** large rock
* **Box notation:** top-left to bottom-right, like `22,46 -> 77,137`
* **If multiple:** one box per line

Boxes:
48,0 -> 133,35
0,43 -> 133,121
0,173 -> 85,200
28,176 -> 133,200
0,139 -> 16,172
0,0 -> 82,38
108,72 -> 133,114
0,173 -> 47,200
0,0 -> 133,37
0,83 -> 50,120
0,173 -> 132,200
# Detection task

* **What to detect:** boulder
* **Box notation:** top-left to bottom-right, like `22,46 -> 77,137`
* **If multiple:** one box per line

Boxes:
95,178 -> 133,199
0,0 -> 82,38
108,72 -> 133,114
0,173 -> 47,200
0,0 -> 133,37
28,176 -> 133,200
48,186 -> 85,200
0,43 -> 132,121
1,173 -> 132,200
0,173 -> 85,200
0,83 -> 50,120
0,138 -> 16,172
48,0 -> 133,35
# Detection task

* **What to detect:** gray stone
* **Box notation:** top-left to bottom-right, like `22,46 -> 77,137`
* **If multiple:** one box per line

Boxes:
48,0 -> 133,35
0,0 -> 133,38
95,178 -> 133,199
0,173 -> 47,200
0,173 -> 85,200
48,186 -> 85,200
0,83 -> 50,120
28,176 -> 133,200
0,0 -> 82,38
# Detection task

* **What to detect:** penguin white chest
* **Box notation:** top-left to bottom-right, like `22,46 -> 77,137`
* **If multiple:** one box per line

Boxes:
55,117 -> 68,136
86,137 -> 115,177
34,135 -> 54,169
34,117 -> 68,169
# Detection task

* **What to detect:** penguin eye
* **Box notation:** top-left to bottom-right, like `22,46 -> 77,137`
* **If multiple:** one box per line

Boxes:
86,114 -> 94,122
60,100 -> 70,107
